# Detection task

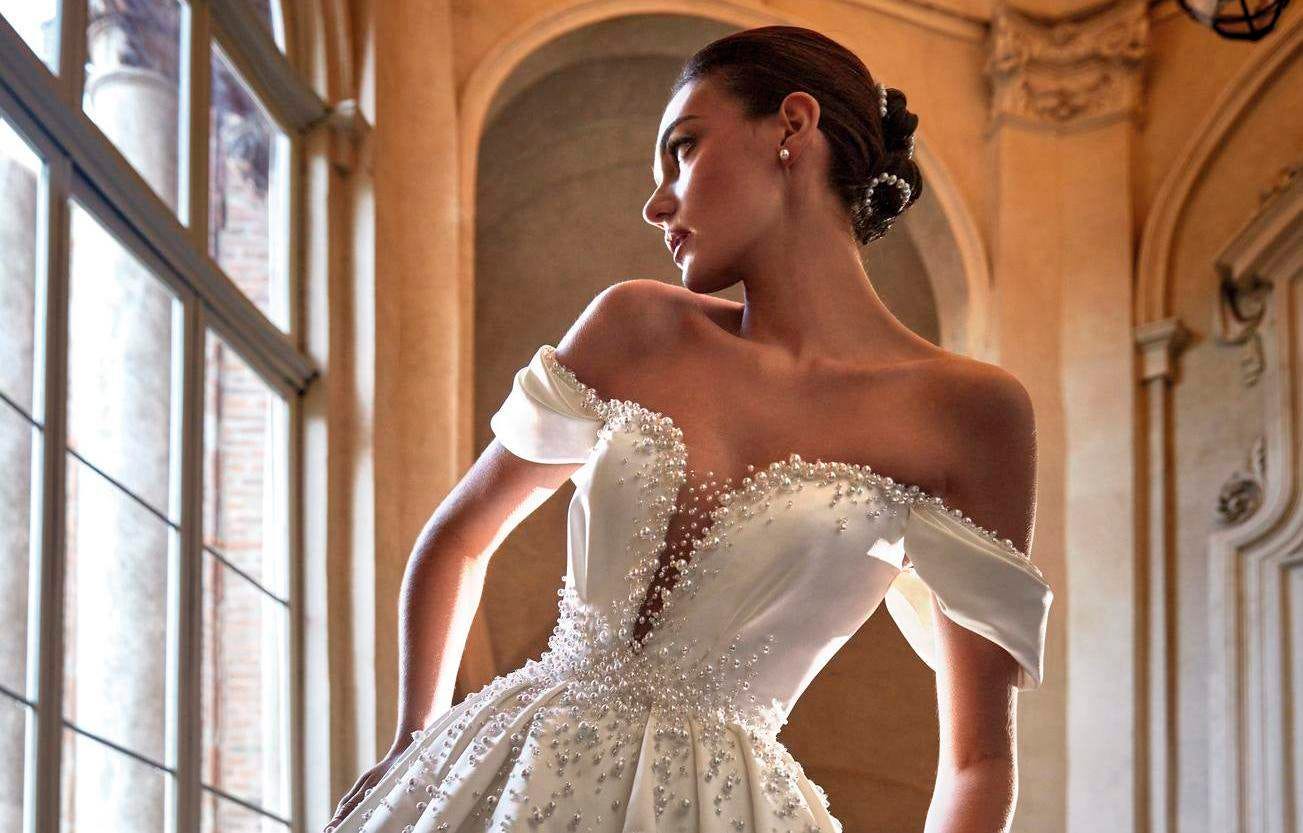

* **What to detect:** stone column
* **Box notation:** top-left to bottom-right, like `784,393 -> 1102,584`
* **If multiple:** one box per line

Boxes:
1135,317 -> 1190,833
985,3 -> 1148,831
370,0 -> 468,759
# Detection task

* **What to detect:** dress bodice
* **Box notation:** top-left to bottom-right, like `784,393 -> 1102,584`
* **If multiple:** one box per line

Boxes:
489,344 -> 1053,736
330,344 -> 1055,833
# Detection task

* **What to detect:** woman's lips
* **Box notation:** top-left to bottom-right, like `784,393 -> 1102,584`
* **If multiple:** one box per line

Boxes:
672,233 -> 690,262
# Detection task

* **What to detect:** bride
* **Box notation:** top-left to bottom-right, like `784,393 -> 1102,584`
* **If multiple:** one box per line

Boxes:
326,24 -> 1051,833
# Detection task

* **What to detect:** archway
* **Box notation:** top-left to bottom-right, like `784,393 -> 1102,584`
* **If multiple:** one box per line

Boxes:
465,10 -> 995,830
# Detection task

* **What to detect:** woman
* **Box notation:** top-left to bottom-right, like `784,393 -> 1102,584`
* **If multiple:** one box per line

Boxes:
327,25 -> 1052,833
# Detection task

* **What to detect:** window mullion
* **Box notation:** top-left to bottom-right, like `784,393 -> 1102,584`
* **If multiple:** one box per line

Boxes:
287,392 -> 305,833
4,4 -> 314,829
173,297 -> 206,833
0,17 -> 316,394
29,151 -> 72,833
209,0 -> 326,133
55,0 -> 87,108
181,0 -> 212,246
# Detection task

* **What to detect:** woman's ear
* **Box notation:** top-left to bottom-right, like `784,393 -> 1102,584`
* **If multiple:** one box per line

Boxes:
778,91 -> 821,157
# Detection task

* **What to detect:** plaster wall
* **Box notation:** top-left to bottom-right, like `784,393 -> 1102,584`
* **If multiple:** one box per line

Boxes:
1156,44 -> 1302,833
325,2 -> 1303,831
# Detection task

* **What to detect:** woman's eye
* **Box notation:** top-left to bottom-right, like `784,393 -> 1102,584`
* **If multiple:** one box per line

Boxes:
670,137 -> 693,161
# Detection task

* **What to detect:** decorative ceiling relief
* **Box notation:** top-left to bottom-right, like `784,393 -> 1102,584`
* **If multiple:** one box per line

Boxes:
985,0 -> 1149,129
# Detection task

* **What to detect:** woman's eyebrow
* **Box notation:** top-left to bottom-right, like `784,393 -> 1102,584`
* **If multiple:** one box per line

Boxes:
657,114 -> 702,161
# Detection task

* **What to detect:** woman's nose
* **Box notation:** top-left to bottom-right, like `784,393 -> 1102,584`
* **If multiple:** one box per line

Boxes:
643,189 -> 672,228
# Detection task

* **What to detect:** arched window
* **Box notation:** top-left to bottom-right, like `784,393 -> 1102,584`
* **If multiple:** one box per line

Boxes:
0,1 -> 323,830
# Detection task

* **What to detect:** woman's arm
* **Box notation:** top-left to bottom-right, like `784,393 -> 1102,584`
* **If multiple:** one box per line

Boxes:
387,439 -> 582,753
926,756 -> 1017,833
325,441 -> 582,831
924,363 -> 1038,833
388,285 -> 647,747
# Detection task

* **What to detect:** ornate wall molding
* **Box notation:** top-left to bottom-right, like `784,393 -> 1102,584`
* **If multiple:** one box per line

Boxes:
1214,164 -> 1302,387
1216,435 -> 1266,526
1134,12 -> 1303,325
1207,163 -> 1303,833
984,0 -> 1148,130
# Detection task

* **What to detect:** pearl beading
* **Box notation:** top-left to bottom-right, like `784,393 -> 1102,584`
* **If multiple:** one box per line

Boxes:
542,585 -> 789,737
340,345 -> 1045,833
539,344 -> 1044,589
349,618 -> 837,833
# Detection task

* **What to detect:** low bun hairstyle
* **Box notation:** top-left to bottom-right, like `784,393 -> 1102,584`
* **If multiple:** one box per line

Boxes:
670,26 -> 923,246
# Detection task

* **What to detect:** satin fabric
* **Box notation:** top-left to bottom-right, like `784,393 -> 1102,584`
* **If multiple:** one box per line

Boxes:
331,344 -> 1053,833
487,344 -> 1051,690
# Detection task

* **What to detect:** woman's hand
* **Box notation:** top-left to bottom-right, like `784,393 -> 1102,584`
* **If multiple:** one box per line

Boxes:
323,740 -> 413,833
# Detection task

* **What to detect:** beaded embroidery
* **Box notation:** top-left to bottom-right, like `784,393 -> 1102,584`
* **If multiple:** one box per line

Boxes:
538,344 -> 1044,590
341,344 -> 1044,833
350,614 -> 833,832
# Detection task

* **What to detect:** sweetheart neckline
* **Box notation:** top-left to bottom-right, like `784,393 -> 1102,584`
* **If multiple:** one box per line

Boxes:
537,344 -> 1042,580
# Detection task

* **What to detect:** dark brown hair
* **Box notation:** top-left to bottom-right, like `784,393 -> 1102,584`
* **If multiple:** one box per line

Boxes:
671,25 -> 923,246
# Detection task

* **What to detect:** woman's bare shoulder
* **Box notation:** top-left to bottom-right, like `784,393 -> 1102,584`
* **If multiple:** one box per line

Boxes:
551,279 -> 690,394
921,352 -> 1033,425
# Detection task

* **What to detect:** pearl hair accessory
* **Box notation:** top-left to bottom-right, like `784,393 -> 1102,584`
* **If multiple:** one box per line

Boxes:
779,80 -> 915,237
864,81 -> 913,230
864,170 -> 912,219
877,81 -> 915,161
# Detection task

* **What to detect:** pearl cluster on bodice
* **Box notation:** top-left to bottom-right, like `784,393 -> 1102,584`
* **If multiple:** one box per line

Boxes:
539,344 -> 1044,611
340,345 -> 1043,833
350,626 -> 835,833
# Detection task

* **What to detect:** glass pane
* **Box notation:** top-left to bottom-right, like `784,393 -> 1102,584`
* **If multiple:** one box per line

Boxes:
83,0 -> 182,212
203,335 -> 289,597
0,113 -> 42,417
0,694 -> 32,832
63,454 -> 176,767
201,552 -> 290,817
201,786 -> 290,833
0,402 -> 36,699
67,201 -> 180,520
0,112 -> 41,707
209,45 -> 290,329
60,728 -> 169,833
0,0 -> 59,71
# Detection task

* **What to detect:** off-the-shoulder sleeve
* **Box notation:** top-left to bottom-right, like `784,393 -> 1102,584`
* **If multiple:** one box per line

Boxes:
489,344 -> 605,464
883,501 -> 1053,690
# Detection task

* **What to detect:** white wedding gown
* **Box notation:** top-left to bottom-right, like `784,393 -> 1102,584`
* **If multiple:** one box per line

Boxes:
331,344 -> 1053,833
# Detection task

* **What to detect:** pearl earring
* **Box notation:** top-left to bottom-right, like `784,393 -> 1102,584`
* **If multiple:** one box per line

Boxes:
778,147 -> 790,161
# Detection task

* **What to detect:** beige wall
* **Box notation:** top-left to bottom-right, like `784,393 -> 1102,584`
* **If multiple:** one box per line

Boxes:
1146,12 -> 1303,832
308,1 -> 1303,832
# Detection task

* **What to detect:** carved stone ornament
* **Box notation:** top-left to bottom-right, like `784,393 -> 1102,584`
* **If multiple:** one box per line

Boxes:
1214,163 -> 1301,387
985,0 -> 1149,129
1215,435 -> 1266,525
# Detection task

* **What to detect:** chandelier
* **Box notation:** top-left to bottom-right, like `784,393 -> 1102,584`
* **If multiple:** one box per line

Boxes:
1178,0 -> 1292,40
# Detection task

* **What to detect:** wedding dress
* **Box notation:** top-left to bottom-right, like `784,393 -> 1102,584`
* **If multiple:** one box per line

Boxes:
331,344 -> 1053,833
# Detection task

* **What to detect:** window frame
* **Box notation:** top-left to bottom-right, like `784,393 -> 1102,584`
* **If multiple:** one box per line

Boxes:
0,1 -> 326,830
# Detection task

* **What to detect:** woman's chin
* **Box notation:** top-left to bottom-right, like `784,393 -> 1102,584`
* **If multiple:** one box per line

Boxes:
680,266 -> 720,294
